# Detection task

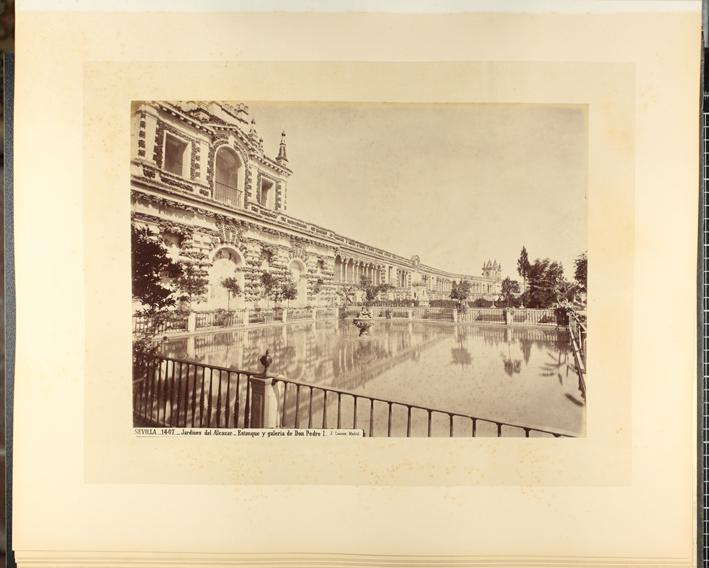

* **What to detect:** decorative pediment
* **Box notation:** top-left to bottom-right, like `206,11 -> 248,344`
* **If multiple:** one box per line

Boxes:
290,241 -> 308,261
215,219 -> 244,247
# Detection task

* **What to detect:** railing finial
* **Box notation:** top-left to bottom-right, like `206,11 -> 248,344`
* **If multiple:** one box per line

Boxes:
259,349 -> 273,376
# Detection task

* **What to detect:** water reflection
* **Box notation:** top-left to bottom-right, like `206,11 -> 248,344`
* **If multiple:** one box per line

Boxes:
162,321 -> 448,391
451,327 -> 472,368
161,320 -> 585,434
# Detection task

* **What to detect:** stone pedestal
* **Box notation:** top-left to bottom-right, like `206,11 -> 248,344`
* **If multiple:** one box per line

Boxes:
247,376 -> 280,428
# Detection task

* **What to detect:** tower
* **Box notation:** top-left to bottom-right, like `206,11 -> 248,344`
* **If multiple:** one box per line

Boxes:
493,260 -> 502,281
482,260 -> 502,281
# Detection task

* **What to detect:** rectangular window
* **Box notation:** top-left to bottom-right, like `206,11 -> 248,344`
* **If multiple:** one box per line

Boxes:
260,178 -> 275,208
164,132 -> 188,176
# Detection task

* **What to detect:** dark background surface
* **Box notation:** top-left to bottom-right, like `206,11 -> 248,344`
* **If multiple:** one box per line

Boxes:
3,3 -> 15,567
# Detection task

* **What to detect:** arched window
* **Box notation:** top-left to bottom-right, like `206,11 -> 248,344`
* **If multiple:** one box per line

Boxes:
288,259 -> 308,307
214,147 -> 242,208
208,247 -> 244,310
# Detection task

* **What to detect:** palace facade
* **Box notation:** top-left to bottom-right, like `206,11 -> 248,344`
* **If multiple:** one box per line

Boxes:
130,101 -> 502,310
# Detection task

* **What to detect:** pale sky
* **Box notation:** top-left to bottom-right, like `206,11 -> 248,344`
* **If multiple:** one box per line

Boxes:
247,102 -> 587,281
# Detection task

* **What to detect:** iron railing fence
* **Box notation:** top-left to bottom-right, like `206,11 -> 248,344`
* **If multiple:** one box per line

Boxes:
195,310 -> 246,330
568,310 -> 587,361
213,181 -> 242,209
133,306 -> 566,340
269,376 -> 574,438
410,306 -> 455,321
567,309 -> 587,396
458,308 -> 504,324
248,308 -> 284,325
287,307 -> 313,321
133,355 -> 576,438
316,307 -> 337,319
133,357 -> 250,429
341,306 -> 561,326
133,312 -> 189,335
457,308 -> 558,326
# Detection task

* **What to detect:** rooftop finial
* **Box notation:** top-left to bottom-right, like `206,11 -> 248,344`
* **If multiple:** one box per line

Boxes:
277,130 -> 288,163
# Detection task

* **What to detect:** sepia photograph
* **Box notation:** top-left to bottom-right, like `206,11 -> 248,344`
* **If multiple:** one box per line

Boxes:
130,101 -> 588,438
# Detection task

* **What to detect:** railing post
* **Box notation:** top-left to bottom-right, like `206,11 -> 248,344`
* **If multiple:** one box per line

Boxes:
334,307 -> 339,320
408,309 -> 413,320
247,376 -> 279,428
312,307 -> 317,321
243,308 -> 250,327
248,351 -> 280,428
282,308 -> 288,323
187,312 -> 196,333
504,308 -> 513,326
452,308 -> 458,323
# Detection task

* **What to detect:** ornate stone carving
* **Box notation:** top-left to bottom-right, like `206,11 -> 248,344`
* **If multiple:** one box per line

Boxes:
215,219 -> 244,247
290,241 -> 308,261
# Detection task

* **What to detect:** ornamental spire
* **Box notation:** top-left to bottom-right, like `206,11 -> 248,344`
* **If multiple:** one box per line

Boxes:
277,130 -> 288,164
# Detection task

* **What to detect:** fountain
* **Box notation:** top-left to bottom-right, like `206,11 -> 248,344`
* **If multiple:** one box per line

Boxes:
352,307 -> 374,337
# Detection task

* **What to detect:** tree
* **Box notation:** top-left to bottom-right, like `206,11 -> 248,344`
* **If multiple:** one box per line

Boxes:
131,226 -> 182,312
282,278 -> 298,307
501,277 -> 520,304
450,280 -> 471,306
574,252 -> 587,293
260,272 -> 276,307
174,260 -> 209,307
517,246 -> 531,293
360,275 -> 392,304
554,279 -> 581,307
337,285 -> 357,306
525,258 -> 566,308
221,277 -> 242,311
260,271 -> 283,307
131,226 -> 186,378
261,270 -> 298,307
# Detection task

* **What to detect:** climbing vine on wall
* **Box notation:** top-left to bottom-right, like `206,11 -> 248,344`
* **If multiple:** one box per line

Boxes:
131,217 -> 210,307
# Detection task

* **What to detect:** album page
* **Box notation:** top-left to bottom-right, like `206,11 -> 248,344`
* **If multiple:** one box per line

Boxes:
11,3 -> 700,566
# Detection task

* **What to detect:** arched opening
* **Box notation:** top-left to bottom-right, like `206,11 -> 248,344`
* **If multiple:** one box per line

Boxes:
214,146 -> 243,208
334,255 -> 343,283
344,259 -> 352,284
288,259 -> 308,307
208,247 -> 244,310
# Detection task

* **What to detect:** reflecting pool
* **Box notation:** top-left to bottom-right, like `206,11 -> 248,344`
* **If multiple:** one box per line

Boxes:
160,320 -> 585,436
